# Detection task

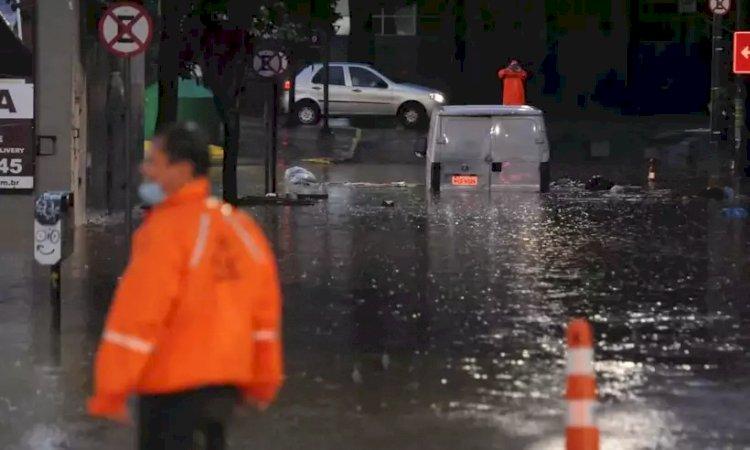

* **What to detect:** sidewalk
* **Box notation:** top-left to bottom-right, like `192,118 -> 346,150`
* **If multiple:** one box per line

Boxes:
545,111 -> 708,162
236,117 -> 361,165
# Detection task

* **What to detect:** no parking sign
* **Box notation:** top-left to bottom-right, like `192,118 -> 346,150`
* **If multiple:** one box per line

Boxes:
250,41 -> 290,79
98,1 -> 153,57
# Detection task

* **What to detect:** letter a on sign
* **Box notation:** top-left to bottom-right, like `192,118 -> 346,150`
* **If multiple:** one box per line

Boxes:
98,2 -> 153,58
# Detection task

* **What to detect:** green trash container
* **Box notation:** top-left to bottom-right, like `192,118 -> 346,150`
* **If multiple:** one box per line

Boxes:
144,78 -> 222,145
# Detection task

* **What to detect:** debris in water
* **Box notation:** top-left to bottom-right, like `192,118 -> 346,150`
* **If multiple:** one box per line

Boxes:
585,175 -> 615,191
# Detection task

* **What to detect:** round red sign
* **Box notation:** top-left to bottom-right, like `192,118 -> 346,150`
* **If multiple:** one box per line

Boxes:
98,2 -> 153,58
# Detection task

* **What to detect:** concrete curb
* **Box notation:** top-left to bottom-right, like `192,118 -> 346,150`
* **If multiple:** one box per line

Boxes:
230,126 -> 361,166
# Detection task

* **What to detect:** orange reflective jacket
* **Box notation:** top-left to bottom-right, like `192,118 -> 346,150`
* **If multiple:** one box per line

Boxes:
88,178 -> 283,420
498,68 -> 528,106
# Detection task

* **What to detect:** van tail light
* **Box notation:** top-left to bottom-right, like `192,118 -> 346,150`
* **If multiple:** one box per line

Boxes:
283,80 -> 291,91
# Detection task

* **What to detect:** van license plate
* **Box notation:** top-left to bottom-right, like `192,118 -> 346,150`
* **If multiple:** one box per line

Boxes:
452,175 -> 478,186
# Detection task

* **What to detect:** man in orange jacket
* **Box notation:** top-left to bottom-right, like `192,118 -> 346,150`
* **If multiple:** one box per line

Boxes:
498,59 -> 529,105
88,122 -> 283,450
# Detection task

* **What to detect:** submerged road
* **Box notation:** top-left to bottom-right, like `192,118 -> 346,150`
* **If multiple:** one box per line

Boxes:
1,162 -> 749,449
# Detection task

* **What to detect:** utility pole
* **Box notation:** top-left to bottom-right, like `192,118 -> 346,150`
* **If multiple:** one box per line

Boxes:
710,6 -> 728,184
285,57 -> 298,128
311,0 -> 332,135
735,0 -> 747,186
711,12 -> 725,150
321,26 -> 332,135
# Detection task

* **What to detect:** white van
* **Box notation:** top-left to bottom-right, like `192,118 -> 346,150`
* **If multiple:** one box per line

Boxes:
416,105 -> 550,193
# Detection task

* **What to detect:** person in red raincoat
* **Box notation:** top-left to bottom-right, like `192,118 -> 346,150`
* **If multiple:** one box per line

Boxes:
497,60 -> 528,105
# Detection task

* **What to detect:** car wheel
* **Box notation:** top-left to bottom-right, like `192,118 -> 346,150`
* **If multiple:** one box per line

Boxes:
398,102 -> 427,129
295,101 -> 321,126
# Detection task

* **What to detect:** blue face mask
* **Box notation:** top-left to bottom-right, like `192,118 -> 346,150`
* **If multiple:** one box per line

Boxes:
138,181 -> 167,206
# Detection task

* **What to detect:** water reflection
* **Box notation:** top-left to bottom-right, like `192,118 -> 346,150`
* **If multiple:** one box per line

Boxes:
2,184 -> 750,448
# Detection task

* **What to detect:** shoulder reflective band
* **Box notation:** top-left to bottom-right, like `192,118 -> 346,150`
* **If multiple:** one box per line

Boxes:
103,330 -> 154,354
223,212 -> 264,263
206,198 -> 265,264
253,330 -> 278,342
189,213 -> 212,268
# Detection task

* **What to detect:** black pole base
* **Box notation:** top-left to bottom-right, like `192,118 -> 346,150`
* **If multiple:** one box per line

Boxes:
283,115 -> 300,128
236,195 -> 318,206
319,123 -> 333,136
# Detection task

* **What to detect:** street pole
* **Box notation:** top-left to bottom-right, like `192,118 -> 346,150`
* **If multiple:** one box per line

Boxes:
124,57 -> 133,243
711,12 -> 724,148
321,27 -> 331,135
735,0 -> 747,188
710,11 -> 725,183
263,95 -> 271,194
271,80 -> 279,194
50,262 -> 61,334
286,56 -> 298,128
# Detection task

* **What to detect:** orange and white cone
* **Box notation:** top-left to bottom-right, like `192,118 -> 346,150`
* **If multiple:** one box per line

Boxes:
648,158 -> 657,182
565,318 -> 599,450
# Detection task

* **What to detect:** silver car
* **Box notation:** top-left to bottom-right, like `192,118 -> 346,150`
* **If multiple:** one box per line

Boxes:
282,63 -> 447,128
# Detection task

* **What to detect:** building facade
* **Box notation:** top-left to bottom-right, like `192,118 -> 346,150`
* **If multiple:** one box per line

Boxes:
332,0 -> 713,115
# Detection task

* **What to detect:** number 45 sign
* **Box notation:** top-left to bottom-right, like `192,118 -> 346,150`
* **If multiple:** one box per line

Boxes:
0,157 -> 22,174
0,121 -> 34,190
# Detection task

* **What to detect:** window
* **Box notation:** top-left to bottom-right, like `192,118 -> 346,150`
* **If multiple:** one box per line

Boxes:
641,0 -> 679,15
349,67 -> 388,89
495,119 -> 542,161
312,66 -> 346,86
636,19 -> 680,42
418,15 -> 441,35
372,4 -> 417,36
569,0 -> 612,16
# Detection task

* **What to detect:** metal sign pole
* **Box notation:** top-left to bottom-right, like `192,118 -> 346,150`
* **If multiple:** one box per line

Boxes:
735,0 -> 747,188
271,80 -> 279,194
250,44 -> 289,199
98,2 -> 153,244
264,95 -> 271,194
51,262 -> 61,333
322,29 -> 331,135
710,11 -> 725,183
124,56 -> 133,242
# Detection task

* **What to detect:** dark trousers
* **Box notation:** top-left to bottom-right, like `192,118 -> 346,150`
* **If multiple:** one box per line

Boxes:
138,385 -> 240,450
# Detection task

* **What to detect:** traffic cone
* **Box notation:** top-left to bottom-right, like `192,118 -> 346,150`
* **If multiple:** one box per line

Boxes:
648,158 -> 657,182
566,318 -> 599,450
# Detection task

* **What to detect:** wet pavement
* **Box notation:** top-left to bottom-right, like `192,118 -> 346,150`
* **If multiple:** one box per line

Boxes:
2,160 -> 750,449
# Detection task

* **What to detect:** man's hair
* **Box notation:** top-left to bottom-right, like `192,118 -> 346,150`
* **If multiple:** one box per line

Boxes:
156,121 -> 210,176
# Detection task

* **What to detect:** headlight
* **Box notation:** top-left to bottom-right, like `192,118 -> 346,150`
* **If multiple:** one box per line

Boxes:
429,93 -> 445,103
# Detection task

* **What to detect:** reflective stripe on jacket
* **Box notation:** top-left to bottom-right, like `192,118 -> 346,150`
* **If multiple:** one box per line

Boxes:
89,178 -> 283,415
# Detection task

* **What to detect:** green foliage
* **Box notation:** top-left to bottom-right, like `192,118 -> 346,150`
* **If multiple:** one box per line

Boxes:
196,0 -> 231,14
174,0 -> 340,42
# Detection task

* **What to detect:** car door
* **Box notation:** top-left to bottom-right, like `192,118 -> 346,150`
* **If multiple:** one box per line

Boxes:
309,65 -> 348,115
345,66 -> 394,115
436,116 -> 492,189
490,117 -> 543,191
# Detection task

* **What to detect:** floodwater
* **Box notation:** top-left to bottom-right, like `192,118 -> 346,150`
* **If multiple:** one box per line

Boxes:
1,168 -> 749,449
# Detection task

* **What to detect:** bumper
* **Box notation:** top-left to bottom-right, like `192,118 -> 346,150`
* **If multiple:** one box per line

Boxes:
423,99 -> 445,116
